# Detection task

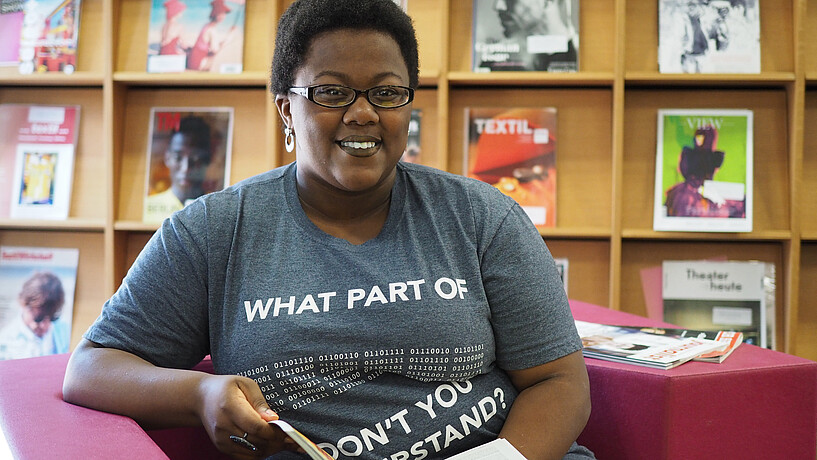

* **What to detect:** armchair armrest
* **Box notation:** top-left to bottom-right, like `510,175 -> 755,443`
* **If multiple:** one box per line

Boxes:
0,353 -> 169,459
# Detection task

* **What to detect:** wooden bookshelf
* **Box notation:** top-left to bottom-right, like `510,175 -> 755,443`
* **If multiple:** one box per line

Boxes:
1,0 -> 815,361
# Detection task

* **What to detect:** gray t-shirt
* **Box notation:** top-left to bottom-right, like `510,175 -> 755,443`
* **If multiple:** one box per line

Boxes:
86,162 -> 582,459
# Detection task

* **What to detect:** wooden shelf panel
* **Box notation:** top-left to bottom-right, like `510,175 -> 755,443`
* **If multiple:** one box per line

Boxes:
113,72 -> 268,87
115,0 -> 274,74
624,72 -> 796,87
625,0 -> 795,73
0,87 -> 108,221
448,0 -> 615,74
621,87 -> 791,235
545,239 -> 611,308
0,219 -> 105,232
621,229 -> 792,241
449,87 -> 613,231
115,87 -> 270,223
796,243 -> 817,361
0,229 -> 108,349
803,89 -> 817,234
448,72 -> 614,87
620,240 -> 785,343
0,72 -> 105,86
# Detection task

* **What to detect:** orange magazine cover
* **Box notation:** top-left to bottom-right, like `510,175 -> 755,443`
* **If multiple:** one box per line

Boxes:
465,107 -> 557,229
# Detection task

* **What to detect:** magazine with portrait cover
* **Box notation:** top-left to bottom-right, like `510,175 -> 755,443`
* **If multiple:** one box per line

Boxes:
653,108 -> 753,233
0,246 -> 78,361
143,107 -> 233,223
146,0 -> 246,74
465,107 -> 557,229
17,0 -> 81,74
658,0 -> 760,74
575,320 -> 724,370
471,0 -> 579,72
662,259 -> 775,349
1,104 -> 80,220
399,109 -> 422,165
0,0 -> 25,67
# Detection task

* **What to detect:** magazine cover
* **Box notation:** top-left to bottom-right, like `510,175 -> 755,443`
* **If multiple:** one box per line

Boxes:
658,0 -> 760,74
653,109 -> 753,232
627,325 -> 743,363
471,0 -> 579,72
575,320 -> 723,370
146,0 -> 246,74
465,107 -> 557,229
143,107 -> 233,223
400,109 -> 422,164
662,260 -> 773,348
0,246 -> 78,360
4,104 -> 80,220
17,0 -> 82,74
0,0 -> 25,67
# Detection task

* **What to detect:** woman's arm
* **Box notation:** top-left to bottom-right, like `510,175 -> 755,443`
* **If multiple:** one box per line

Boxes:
500,350 -> 591,460
63,339 -> 290,458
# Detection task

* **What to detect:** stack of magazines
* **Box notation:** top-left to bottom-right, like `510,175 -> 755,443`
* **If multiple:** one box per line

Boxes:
575,321 -> 744,370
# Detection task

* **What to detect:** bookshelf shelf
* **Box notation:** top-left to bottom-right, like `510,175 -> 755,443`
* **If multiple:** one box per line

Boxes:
113,72 -> 269,87
0,72 -> 106,86
623,72 -> 797,87
2,0 -> 814,361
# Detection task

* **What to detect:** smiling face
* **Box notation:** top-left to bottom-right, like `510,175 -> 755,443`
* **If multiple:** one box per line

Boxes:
276,28 -> 412,196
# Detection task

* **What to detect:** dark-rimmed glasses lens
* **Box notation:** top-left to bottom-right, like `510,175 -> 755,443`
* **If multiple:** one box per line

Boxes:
289,85 -> 414,109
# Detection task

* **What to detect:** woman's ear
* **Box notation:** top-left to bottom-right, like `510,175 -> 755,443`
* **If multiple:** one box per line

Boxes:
275,94 -> 292,129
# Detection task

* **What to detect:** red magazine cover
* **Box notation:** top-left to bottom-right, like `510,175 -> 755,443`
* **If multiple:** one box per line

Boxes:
0,104 -> 80,220
18,0 -> 81,74
465,107 -> 557,229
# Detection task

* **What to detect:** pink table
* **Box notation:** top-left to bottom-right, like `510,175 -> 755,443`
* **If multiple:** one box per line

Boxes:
570,300 -> 817,460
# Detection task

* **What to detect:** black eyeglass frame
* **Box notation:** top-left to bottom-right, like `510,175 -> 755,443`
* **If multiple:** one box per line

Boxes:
289,84 -> 415,109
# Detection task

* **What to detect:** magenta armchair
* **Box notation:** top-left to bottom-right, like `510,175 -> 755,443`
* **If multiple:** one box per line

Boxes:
0,300 -> 815,459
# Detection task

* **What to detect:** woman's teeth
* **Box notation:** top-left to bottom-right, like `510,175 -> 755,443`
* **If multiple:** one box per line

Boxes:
340,141 -> 376,149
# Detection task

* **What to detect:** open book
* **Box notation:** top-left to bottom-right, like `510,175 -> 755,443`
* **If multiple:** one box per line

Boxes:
270,420 -> 333,460
270,420 -> 526,460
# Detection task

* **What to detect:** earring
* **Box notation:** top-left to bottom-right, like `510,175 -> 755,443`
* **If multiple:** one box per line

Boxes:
284,126 -> 295,153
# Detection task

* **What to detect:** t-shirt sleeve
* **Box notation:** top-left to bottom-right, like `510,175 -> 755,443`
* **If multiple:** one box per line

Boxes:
479,203 -> 582,371
83,202 -> 211,369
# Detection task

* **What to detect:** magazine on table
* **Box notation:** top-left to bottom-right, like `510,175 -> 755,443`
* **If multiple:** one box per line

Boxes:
662,259 -> 775,349
17,0 -> 82,74
142,107 -> 233,224
575,320 -> 724,370
146,0 -> 245,74
0,245 -> 79,361
658,0 -> 760,74
653,108 -> 753,233
464,107 -> 557,229
471,0 -> 579,72
621,325 -> 743,363
1,104 -> 80,220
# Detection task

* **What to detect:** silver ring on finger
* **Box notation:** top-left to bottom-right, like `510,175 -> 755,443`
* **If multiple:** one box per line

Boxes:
229,432 -> 257,452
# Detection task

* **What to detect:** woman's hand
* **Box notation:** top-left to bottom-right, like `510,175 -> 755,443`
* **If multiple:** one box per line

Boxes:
197,374 -> 301,458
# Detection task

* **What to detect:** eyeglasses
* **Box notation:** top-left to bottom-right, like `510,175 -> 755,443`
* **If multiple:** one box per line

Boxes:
289,84 -> 414,109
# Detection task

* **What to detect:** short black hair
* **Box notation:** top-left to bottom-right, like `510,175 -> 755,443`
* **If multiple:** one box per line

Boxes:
270,0 -> 419,95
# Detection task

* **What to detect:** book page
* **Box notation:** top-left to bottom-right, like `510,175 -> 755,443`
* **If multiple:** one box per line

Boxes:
445,438 -> 527,460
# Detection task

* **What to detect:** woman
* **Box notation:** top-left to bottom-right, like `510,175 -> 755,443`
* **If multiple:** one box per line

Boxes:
63,1 -> 594,458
